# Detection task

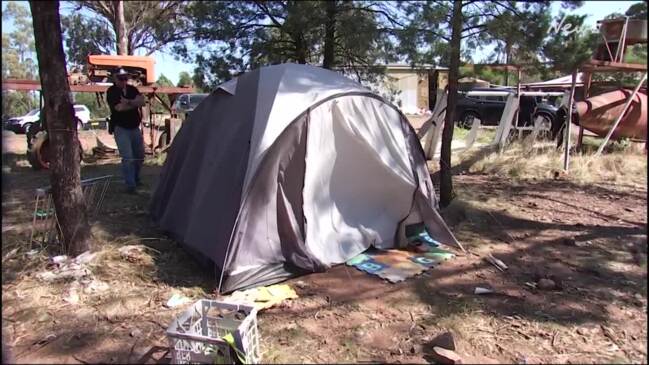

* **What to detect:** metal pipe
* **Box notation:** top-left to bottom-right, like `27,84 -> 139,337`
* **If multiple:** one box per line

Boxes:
599,28 -> 615,61
563,70 -> 578,171
595,72 -> 648,156
617,17 -> 629,62
519,91 -> 565,96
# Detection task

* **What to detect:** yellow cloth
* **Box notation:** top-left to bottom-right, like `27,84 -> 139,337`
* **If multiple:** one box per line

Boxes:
225,284 -> 298,310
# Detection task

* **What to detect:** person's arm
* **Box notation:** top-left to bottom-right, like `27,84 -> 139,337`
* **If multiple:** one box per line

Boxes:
116,87 -> 145,111
106,87 -> 121,112
107,87 -> 132,112
131,94 -> 146,107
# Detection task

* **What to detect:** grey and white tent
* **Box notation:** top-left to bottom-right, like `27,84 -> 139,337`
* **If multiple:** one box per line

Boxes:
151,63 -> 459,293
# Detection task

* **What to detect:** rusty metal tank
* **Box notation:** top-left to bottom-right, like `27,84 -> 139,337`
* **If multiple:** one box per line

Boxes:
575,88 -> 647,141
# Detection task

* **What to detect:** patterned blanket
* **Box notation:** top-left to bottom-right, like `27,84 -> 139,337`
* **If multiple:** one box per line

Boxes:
346,244 -> 455,283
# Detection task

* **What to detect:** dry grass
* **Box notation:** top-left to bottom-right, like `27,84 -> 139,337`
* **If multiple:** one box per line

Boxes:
459,141 -> 647,186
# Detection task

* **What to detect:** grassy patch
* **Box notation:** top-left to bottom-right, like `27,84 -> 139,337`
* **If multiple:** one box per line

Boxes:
452,126 -> 496,145
458,141 -> 647,185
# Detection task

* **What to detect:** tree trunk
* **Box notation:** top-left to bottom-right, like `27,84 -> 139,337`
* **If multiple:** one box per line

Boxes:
295,34 -> 308,64
115,0 -> 128,55
439,0 -> 463,208
322,0 -> 337,69
29,0 -> 91,256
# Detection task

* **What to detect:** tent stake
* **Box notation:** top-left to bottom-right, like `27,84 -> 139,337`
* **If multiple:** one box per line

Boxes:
594,72 -> 647,157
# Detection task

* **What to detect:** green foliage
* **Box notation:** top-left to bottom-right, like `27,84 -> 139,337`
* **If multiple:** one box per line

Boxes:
62,1 -> 192,63
61,13 -> 114,69
153,74 -> 173,113
177,71 -> 192,87
72,92 -> 109,119
625,2 -> 647,19
484,2 -> 551,85
180,1 -> 398,90
2,1 -> 38,118
1,1 -> 37,80
541,13 -> 598,73
2,91 -> 37,119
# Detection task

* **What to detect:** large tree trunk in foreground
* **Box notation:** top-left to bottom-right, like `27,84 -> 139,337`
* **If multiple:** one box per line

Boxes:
439,0 -> 463,208
114,0 -> 128,55
322,0 -> 337,69
30,0 -> 91,255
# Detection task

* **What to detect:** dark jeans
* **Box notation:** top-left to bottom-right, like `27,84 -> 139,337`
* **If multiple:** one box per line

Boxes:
114,126 -> 144,188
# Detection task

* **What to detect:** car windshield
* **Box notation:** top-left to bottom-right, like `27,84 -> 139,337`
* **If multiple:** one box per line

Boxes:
74,106 -> 85,112
26,109 -> 39,116
189,94 -> 208,109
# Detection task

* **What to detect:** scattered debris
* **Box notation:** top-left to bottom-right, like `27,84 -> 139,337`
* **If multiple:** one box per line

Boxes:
633,293 -> 644,306
81,279 -> 110,294
118,245 -> 147,263
74,251 -> 97,265
430,331 -> 456,351
165,293 -> 191,308
409,344 -> 422,354
431,346 -> 462,364
223,284 -> 298,311
525,282 -> 537,290
130,329 -> 142,338
474,287 -> 494,295
2,247 -> 19,261
601,325 -> 623,348
33,333 -> 56,348
37,263 -> 91,283
63,287 -> 80,305
38,313 -> 50,323
576,326 -> 599,336
484,254 -> 508,271
50,255 -> 69,265
537,278 -> 556,291
562,237 -> 576,246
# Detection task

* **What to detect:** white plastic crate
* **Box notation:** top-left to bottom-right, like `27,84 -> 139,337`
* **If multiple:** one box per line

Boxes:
166,300 -> 260,364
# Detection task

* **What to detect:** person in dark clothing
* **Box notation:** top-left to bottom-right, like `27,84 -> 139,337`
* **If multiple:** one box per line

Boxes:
106,68 -> 146,194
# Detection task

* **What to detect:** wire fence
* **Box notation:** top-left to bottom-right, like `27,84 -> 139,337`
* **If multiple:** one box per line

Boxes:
30,175 -> 113,251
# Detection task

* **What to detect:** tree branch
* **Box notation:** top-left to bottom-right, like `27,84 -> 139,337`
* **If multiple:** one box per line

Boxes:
253,1 -> 284,28
462,23 -> 488,33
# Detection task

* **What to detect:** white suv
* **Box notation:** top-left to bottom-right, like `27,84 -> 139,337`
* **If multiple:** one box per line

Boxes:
5,104 -> 91,134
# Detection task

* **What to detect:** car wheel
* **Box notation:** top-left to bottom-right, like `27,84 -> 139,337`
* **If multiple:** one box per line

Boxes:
458,112 -> 479,129
23,122 -> 34,135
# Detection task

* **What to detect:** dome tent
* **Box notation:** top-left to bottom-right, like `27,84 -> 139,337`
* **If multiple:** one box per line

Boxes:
150,63 -> 460,293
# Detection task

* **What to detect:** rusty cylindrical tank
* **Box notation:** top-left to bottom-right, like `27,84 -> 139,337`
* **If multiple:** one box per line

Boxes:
575,88 -> 647,142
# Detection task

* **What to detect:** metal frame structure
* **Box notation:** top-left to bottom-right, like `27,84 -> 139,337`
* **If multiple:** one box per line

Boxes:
30,175 -> 112,249
2,79 -> 195,152
563,16 -> 647,170
418,89 -> 564,159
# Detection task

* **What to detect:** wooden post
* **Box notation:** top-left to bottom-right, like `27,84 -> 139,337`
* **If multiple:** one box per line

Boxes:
563,70 -> 578,171
577,71 -> 591,151
516,67 -> 522,138
595,72 -> 648,157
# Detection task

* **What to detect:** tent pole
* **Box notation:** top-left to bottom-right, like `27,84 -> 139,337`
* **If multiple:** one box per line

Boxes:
595,72 -> 647,157
563,70 -> 578,171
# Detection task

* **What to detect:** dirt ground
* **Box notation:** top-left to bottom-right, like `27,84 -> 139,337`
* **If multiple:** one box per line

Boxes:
1,130 -> 647,364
